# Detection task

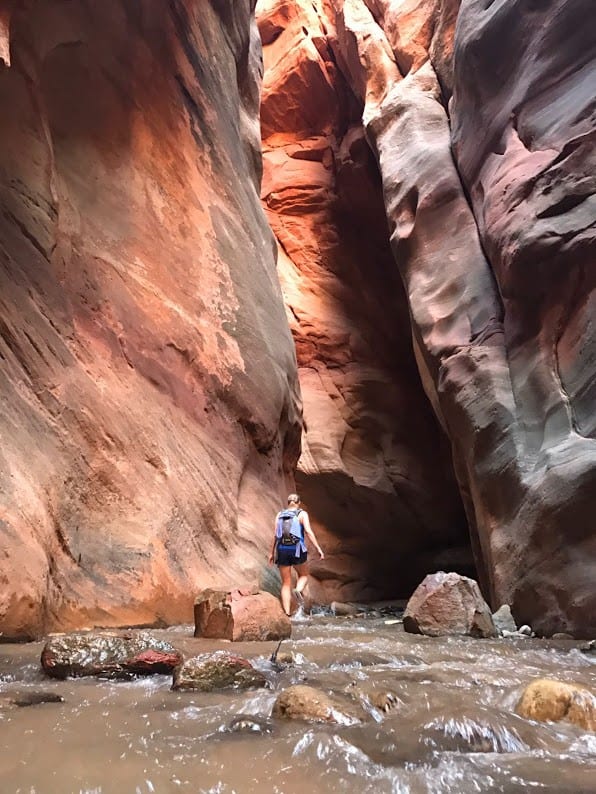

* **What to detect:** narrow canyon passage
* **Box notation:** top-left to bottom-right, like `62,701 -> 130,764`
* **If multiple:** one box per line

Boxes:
0,0 -> 594,640
257,0 -> 596,636
257,0 -> 473,604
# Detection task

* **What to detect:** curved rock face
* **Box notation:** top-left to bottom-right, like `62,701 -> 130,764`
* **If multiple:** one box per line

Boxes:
330,0 -> 595,635
0,1 -> 301,638
450,0 -> 596,636
257,0 -> 472,603
259,0 -> 595,635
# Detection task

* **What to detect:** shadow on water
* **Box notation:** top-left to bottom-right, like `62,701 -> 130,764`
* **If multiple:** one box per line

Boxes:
0,617 -> 595,793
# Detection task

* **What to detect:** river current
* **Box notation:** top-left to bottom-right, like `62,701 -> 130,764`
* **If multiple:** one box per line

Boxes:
1,613 -> 595,793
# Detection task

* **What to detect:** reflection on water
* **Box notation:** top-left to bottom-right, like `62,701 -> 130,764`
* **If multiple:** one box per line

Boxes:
0,617 -> 595,793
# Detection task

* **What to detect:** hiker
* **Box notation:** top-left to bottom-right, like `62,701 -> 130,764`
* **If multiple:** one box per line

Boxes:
268,493 -> 324,616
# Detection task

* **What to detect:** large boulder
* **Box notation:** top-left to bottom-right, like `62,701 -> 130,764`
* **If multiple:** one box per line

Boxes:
172,651 -> 267,692
403,572 -> 497,638
41,632 -> 182,679
271,684 -> 361,724
194,588 -> 291,642
516,679 -> 596,732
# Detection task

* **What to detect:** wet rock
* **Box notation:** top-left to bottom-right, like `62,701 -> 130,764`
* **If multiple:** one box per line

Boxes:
225,715 -> 274,735
194,589 -> 291,642
331,602 -> 368,617
551,633 -> 574,640
422,715 -> 529,753
492,605 -> 517,635
12,692 -> 65,707
368,690 -> 400,714
276,651 -> 295,666
403,572 -> 497,638
516,679 -> 596,731
581,640 -> 596,657
172,651 -> 267,693
272,685 -> 361,724
41,632 -> 182,679
0,691 -> 65,710
518,625 -> 533,637
502,630 -> 529,639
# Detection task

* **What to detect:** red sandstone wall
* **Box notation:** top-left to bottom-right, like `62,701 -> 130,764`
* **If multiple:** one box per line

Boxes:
257,0 -> 472,604
0,0 -> 301,638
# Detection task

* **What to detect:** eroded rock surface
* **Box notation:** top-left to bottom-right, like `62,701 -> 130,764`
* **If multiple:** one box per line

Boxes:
172,651 -> 267,692
0,1 -> 301,638
257,0 -> 471,605
258,0 -> 596,635
41,631 -> 182,679
403,571 -> 497,638
272,684 -> 362,724
194,587 -> 291,641
516,679 -> 596,732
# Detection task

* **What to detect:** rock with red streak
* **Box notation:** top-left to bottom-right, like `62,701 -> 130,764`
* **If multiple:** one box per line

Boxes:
194,588 -> 291,642
172,651 -> 267,692
41,632 -> 182,679
403,572 -> 497,638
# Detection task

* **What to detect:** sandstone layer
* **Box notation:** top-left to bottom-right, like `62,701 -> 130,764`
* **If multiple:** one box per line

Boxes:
0,0 -> 301,639
257,0 -> 472,604
258,0 -> 595,635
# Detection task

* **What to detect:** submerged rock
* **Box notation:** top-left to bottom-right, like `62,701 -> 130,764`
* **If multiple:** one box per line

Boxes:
272,685 -> 361,725
581,640 -> 596,657
225,715 -> 274,735
194,589 -> 291,642
41,632 -> 182,679
516,679 -> 596,731
331,602 -> 368,617
172,651 -> 267,692
422,714 -> 529,754
403,572 -> 497,638
0,691 -> 65,710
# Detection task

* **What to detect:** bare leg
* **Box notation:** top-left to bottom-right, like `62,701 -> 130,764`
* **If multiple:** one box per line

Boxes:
279,565 -> 293,616
295,562 -> 309,595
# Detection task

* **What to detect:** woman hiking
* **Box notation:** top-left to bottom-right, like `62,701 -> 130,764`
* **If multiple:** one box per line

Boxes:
268,493 -> 324,616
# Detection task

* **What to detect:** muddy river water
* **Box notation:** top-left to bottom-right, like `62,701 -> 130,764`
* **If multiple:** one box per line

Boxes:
1,612 -> 595,793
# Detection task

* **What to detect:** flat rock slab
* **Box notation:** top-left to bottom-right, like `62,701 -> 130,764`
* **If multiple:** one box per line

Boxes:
194,588 -> 291,641
172,651 -> 267,692
41,632 -> 182,679
516,678 -> 596,732
403,572 -> 497,638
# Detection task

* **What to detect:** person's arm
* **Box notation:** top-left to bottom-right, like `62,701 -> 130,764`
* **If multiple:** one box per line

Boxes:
301,511 -> 324,559
268,517 -> 278,565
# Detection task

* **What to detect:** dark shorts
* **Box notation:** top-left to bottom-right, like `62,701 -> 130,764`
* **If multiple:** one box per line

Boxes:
276,546 -> 307,567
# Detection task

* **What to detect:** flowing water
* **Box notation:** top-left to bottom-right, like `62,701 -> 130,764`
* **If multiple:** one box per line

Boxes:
1,613 -> 595,793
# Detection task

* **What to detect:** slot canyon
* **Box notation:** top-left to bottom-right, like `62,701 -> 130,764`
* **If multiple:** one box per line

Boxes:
0,0 -> 594,641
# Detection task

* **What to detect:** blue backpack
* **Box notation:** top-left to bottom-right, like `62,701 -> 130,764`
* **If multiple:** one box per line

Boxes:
276,508 -> 303,547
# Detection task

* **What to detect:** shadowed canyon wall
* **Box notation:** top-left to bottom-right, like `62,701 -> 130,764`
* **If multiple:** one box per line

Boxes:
259,0 -> 596,635
257,0 -> 472,604
0,0 -> 301,639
